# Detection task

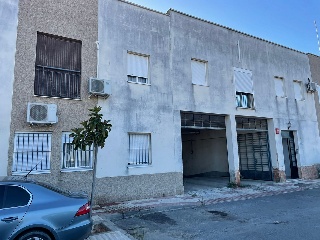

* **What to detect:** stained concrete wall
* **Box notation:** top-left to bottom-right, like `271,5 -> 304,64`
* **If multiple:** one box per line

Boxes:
8,0 -> 98,194
308,54 -> 320,136
96,1 -> 320,198
97,0 -> 180,176
0,0 -> 18,177
168,10 -> 320,176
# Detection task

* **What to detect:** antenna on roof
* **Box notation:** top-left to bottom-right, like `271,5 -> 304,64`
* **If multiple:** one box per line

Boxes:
314,20 -> 320,55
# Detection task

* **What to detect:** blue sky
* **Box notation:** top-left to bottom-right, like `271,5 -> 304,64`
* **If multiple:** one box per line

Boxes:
127,0 -> 320,55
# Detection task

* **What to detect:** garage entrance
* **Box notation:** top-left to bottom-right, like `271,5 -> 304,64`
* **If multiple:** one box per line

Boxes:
181,112 -> 229,189
236,117 -> 273,181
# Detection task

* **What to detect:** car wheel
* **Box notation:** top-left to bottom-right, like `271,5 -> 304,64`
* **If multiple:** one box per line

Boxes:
17,230 -> 52,240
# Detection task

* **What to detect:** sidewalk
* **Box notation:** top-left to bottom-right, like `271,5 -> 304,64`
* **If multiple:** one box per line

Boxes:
88,178 -> 320,239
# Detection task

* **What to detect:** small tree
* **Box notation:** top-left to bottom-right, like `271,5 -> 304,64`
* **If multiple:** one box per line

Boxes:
70,106 -> 112,208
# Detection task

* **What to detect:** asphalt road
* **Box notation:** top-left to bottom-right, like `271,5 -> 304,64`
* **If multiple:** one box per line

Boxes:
110,188 -> 320,240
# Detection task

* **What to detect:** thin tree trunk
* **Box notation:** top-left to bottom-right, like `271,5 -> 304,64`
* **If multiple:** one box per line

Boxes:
90,143 -> 98,217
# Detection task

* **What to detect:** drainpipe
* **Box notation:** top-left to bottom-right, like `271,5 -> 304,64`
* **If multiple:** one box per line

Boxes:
95,41 -> 100,78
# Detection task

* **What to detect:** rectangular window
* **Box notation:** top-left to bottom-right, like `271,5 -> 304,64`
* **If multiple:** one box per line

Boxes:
61,132 -> 93,170
13,132 -> 51,174
34,32 -> 82,99
274,76 -> 285,97
127,52 -> 149,84
128,133 -> 151,165
234,67 -> 254,108
191,59 -> 207,85
293,80 -> 303,100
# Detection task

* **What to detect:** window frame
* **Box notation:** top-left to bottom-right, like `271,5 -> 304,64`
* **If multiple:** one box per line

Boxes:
293,80 -> 304,101
234,67 -> 254,109
34,32 -> 82,99
61,132 -> 93,172
128,132 -> 152,166
274,76 -> 286,98
127,51 -> 150,85
12,132 -> 52,175
2,185 -> 32,209
191,58 -> 208,86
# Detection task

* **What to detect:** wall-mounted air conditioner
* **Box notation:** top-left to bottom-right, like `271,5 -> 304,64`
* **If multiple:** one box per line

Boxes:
27,103 -> 58,124
89,78 -> 111,97
306,81 -> 317,93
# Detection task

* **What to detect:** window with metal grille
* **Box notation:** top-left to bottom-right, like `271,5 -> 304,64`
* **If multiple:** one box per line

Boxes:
12,132 -> 51,174
34,32 -> 82,99
128,133 -> 151,165
191,59 -> 207,86
234,67 -> 254,108
127,52 -> 149,84
61,132 -> 93,170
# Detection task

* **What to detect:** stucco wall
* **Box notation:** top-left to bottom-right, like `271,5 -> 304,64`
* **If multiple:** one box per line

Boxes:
308,54 -> 320,136
168,10 -> 320,171
96,1 -> 320,187
0,0 -> 18,177
8,0 -> 98,192
97,0 -> 181,178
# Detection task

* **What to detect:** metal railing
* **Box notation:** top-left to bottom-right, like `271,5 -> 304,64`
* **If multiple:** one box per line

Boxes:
34,65 -> 81,99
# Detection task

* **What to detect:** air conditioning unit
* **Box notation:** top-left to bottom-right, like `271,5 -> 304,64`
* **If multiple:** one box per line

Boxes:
27,103 -> 58,124
307,81 -> 317,93
89,78 -> 111,96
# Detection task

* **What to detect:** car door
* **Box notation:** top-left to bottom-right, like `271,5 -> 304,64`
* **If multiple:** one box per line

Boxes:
0,185 -> 31,240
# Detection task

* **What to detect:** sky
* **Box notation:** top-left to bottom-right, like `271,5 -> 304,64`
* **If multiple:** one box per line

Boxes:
127,0 -> 320,55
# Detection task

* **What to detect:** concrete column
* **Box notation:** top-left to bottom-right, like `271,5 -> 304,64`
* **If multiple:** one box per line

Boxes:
268,119 -> 286,182
225,115 -> 240,185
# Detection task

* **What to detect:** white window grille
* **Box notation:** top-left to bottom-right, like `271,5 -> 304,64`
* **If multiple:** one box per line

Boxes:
234,67 -> 254,108
191,59 -> 207,85
12,132 -> 51,174
274,77 -> 285,97
293,80 -> 303,100
127,52 -> 149,84
61,132 -> 93,170
128,133 -> 151,165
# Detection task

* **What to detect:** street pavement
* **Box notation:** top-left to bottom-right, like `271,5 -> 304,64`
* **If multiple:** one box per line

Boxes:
87,178 -> 320,239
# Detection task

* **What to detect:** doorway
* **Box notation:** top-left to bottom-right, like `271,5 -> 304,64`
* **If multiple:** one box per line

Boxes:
282,131 -> 299,179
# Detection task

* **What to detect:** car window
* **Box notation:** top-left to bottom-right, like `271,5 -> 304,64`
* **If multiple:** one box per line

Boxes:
3,186 -> 30,208
0,185 -> 5,209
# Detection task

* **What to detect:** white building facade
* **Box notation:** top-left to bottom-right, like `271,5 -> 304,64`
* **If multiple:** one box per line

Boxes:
94,0 -> 320,202
1,0 -> 320,203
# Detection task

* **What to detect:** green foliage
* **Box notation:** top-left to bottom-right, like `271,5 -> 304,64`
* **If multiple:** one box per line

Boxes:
70,106 -> 112,150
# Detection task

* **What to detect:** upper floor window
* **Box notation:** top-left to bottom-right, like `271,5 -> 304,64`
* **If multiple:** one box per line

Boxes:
234,67 -> 254,109
61,132 -> 93,170
12,132 -> 51,174
34,32 -> 82,99
293,80 -> 303,100
128,133 -> 151,166
274,76 -> 285,97
191,58 -> 207,86
127,52 -> 149,84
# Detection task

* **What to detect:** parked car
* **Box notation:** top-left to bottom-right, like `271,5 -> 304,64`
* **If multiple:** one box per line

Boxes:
0,178 -> 92,240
